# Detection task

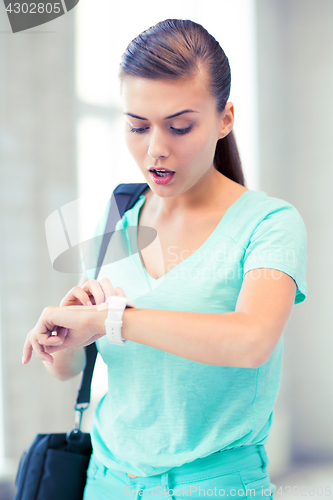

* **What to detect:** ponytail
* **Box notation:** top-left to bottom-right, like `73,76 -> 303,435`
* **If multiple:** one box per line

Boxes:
214,131 -> 245,186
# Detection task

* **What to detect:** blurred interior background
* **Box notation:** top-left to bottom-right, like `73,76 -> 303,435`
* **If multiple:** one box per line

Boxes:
0,0 -> 332,498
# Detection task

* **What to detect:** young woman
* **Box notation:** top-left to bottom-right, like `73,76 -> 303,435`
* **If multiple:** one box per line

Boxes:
22,19 -> 307,500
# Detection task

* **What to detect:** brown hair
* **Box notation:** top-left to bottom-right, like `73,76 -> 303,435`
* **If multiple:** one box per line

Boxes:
119,19 -> 246,186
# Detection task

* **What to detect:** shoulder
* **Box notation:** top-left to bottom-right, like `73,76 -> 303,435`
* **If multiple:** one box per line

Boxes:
244,189 -> 302,216
251,191 -> 307,237
228,189 -> 307,242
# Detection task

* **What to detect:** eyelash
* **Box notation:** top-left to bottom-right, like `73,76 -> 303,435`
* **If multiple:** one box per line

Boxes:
129,126 -> 193,135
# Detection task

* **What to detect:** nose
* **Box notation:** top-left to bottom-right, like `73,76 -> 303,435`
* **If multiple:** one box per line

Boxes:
147,128 -> 170,159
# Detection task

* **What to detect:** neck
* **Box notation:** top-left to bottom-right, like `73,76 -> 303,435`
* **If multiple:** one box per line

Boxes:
150,167 -> 228,219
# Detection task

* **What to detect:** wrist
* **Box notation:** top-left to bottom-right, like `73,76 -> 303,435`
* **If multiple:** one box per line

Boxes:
121,306 -> 135,341
103,296 -> 136,345
93,304 -> 108,336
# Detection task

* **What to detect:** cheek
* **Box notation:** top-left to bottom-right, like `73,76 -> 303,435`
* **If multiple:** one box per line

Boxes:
178,135 -> 215,167
124,133 -> 134,153
125,134 -> 145,160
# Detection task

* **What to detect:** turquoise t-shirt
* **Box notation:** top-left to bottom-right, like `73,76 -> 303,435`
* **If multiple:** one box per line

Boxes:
84,188 -> 307,477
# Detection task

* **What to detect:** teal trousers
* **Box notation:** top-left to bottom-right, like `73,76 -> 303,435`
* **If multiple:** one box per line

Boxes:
83,444 -> 276,499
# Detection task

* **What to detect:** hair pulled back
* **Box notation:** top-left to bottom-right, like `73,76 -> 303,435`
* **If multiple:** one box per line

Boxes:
119,19 -> 246,186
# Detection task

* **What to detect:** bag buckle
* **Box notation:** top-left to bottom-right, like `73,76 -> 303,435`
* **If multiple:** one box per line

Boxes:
74,402 -> 89,432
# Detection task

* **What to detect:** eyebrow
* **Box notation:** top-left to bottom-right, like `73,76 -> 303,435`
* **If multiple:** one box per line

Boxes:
124,109 -> 198,120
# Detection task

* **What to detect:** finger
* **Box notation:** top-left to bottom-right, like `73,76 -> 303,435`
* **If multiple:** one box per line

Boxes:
99,278 -> 118,299
31,323 -> 63,347
81,279 -> 107,305
44,344 -> 68,354
57,326 -> 69,339
60,286 -> 91,307
34,325 -> 65,346
43,327 -> 69,355
22,308 -> 60,365
30,336 -> 54,364
47,327 -> 68,345
37,334 -> 64,346
114,286 -> 127,297
22,337 -> 33,365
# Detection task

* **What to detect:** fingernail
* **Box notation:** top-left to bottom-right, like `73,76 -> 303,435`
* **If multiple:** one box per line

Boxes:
44,360 -> 53,366
22,356 -> 25,365
87,301 -> 92,306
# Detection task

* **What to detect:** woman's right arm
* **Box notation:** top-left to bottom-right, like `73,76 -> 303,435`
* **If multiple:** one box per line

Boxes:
43,344 -> 86,381
43,276 -> 88,381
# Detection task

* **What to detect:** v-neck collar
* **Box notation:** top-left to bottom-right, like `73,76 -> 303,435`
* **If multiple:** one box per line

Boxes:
135,189 -> 253,283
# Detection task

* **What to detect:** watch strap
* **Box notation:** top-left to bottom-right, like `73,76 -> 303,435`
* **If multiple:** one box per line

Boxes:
102,296 -> 136,345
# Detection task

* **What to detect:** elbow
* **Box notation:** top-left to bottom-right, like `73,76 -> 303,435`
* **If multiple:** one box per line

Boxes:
54,371 -> 81,382
43,349 -> 86,380
240,322 -> 267,369
44,364 -> 83,381
250,353 -> 267,369
249,328 -> 273,369
249,339 -> 265,368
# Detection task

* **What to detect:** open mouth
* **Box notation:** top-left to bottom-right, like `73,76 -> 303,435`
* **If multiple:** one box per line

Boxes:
149,168 -> 175,177
149,168 -> 176,184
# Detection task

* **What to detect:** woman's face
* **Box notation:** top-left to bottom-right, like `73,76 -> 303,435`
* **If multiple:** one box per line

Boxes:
121,73 -> 233,198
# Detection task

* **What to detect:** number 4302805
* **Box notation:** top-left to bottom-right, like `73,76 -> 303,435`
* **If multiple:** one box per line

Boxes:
5,3 -> 62,14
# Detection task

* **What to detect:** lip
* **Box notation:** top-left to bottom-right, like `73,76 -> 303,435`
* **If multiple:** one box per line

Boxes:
149,168 -> 175,173
149,170 -> 176,185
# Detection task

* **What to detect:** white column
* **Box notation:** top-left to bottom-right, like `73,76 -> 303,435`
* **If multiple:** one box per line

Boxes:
0,6 -> 81,474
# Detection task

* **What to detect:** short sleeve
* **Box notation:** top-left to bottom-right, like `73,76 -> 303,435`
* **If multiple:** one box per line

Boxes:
243,204 -> 307,304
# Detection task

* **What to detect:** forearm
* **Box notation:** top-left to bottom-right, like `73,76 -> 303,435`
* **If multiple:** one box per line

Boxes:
121,308 -> 259,368
43,346 -> 86,381
24,298 -> 259,372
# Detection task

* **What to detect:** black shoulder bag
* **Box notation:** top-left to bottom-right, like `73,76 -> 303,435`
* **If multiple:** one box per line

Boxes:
14,182 -> 149,500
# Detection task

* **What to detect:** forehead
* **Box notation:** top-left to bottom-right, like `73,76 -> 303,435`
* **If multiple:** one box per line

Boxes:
121,74 -> 216,117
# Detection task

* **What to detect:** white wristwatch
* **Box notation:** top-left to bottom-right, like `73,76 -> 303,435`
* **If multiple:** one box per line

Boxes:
103,296 -> 136,345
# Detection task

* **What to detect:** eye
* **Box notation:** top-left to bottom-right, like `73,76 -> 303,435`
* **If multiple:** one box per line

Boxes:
171,126 -> 193,135
129,125 -> 193,135
129,126 -> 149,134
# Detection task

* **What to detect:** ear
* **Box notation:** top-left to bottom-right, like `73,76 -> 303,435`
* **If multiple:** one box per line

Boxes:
218,102 -> 234,140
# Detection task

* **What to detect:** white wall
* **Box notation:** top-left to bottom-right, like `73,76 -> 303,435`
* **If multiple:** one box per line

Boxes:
256,0 -> 333,468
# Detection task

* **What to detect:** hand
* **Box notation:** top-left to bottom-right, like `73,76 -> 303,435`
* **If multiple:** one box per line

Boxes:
60,277 -> 127,307
22,304 -> 107,366
22,278 -> 127,366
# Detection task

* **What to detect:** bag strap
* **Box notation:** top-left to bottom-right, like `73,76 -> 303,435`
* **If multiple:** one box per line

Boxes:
94,183 -> 149,279
74,182 -> 149,423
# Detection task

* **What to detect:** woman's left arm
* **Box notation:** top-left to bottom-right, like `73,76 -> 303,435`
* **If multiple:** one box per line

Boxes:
23,269 -> 296,369
121,269 -> 296,368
